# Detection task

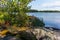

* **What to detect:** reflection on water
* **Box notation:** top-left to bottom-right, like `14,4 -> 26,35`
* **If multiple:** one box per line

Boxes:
27,12 -> 60,29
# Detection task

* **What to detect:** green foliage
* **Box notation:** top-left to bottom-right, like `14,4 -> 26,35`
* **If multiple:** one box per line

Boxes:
0,0 -> 32,27
32,17 -> 45,27
29,16 -> 45,27
0,12 -> 8,24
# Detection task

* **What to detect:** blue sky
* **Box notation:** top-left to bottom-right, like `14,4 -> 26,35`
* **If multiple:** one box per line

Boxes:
28,0 -> 60,10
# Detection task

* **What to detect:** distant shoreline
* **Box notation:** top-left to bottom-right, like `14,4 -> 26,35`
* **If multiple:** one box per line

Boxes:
28,10 -> 60,13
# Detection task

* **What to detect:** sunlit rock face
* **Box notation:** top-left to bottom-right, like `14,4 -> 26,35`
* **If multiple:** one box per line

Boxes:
28,28 -> 57,40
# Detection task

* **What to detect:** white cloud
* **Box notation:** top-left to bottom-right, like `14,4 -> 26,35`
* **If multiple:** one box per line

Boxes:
41,1 -> 60,7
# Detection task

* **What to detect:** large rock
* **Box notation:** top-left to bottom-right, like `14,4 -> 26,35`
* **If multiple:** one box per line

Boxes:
30,28 -> 57,40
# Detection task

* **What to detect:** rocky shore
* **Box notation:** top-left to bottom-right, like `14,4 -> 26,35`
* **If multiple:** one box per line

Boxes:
0,27 -> 60,40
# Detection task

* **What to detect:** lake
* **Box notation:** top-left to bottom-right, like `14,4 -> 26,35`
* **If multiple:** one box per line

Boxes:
27,12 -> 60,29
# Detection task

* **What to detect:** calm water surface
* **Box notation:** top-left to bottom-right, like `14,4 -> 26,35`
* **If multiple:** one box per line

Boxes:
27,12 -> 60,29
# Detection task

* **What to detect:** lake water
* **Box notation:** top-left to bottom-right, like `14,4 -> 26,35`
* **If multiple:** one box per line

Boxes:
27,12 -> 60,29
